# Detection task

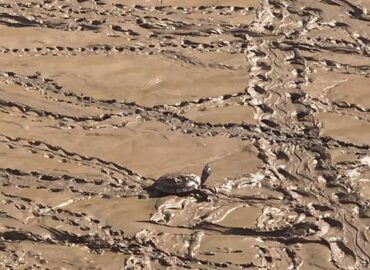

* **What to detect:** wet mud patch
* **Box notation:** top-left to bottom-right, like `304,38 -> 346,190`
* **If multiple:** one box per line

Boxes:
304,67 -> 370,109
0,54 -> 249,106
183,104 -> 258,125
318,112 -> 370,146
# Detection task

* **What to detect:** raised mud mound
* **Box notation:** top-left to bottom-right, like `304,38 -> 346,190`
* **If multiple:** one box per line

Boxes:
0,0 -> 369,269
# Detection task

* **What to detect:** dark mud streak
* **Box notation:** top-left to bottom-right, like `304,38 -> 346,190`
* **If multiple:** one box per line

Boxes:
0,134 -> 147,181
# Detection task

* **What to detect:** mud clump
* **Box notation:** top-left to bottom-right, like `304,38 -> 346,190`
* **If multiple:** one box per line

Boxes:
0,0 -> 369,269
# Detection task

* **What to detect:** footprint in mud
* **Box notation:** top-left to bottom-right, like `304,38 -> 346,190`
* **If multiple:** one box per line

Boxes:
329,240 -> 357,269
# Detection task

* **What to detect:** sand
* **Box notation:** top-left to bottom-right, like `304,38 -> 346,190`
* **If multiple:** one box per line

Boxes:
0,0 -> 369,269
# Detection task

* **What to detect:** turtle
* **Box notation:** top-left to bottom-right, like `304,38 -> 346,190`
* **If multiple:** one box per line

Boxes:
151,164 -> 212,197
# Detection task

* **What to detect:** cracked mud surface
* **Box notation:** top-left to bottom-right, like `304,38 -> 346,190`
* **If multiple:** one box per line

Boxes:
0,0 -> 369,269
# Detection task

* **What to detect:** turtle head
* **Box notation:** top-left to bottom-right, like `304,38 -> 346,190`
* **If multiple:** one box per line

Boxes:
200,164 -> 211,186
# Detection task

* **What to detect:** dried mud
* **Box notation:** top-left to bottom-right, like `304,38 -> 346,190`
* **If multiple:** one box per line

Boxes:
0,0 -> 369,269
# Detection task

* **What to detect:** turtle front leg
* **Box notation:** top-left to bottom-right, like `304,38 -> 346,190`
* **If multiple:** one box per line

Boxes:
143,185 -> 162,198
192,189 -> 211,202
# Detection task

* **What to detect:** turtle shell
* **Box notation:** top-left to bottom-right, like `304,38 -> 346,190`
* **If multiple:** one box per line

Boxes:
153,173 -> 201,194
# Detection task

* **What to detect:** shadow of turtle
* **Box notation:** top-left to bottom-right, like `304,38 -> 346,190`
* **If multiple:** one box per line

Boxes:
143,184 -> 211,202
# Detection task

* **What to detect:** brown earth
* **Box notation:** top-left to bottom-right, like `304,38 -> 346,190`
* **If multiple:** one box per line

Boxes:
0,0 -> 369,269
